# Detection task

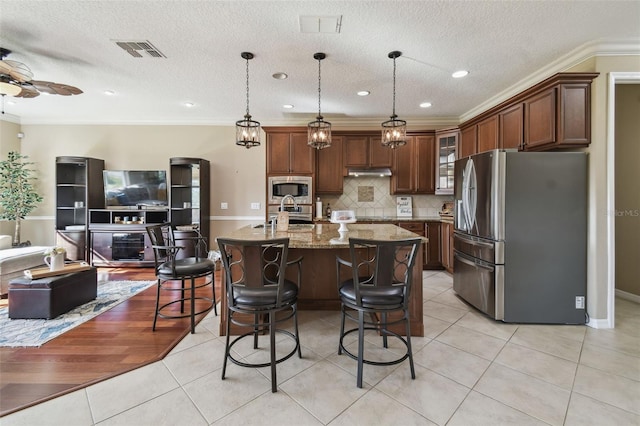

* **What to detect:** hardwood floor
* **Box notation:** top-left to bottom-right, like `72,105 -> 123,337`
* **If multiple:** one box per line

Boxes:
0,267 -> 220,417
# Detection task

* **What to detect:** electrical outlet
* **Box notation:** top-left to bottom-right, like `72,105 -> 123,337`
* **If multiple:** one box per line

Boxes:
220,202 -> 228,210
251,202 -> 260,210
575,296 -> 585,309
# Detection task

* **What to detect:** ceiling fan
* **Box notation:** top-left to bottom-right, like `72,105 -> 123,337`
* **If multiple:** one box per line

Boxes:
0,47 -> 83,99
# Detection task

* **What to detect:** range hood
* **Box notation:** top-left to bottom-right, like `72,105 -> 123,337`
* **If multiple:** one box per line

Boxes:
347,167 -> 392,177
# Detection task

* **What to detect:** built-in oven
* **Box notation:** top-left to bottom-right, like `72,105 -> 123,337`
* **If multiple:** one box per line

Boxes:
268,175 -> 313,206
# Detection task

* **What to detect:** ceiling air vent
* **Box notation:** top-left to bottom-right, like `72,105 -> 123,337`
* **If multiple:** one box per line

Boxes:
114,40 -> 166,58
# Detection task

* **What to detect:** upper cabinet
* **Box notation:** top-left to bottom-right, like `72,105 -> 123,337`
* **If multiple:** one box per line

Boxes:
264,127 -> 314,175
459,125 -> 477,158
458,73 -> 598,155
435,129 -> 458,195
316,136 -> 344,194
391,133 -> 436,194
499,103 -> 524,150
524,81 -> 593,150
343,135 -> 392,170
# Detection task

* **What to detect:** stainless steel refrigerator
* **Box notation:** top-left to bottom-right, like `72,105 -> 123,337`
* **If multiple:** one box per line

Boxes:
453,149 -> 587,324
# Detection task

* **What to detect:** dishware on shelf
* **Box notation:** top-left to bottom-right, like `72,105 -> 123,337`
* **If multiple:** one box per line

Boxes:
330,210 -> 357,232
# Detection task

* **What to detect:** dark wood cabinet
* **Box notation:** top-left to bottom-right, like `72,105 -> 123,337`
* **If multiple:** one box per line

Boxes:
524,88 -> 556,149
459,125 -> 477,158
499,103 -> 524,150
440,220 -> 454,273
459,73 -> 598,155
265,127 -> 314,174
392,133 -> 436,194
524,82 -> 593,150
425,221 -> 443,270
435,129 -> 458,195
343,135 -> 392,169
316,136 -> 344,194
169,157 -> 210,244
55,156 -> 104,261
477,115 -> 499,153
398,222 -> 426,269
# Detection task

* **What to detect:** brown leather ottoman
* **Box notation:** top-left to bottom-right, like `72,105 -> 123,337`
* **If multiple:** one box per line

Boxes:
8,268 -> 98,319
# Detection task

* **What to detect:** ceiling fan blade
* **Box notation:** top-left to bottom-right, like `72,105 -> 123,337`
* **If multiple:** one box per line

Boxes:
15,85 -> 39,98
31,80 -> 83,96
0,59 -> 33,82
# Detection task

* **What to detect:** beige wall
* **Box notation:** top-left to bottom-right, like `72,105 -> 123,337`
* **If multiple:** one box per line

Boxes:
614,84 -> 640,296
568,55 -> 640,323
3,124 -> 266,245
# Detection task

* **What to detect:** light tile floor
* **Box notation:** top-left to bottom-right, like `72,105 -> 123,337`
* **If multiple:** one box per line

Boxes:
3,271 -> 639,426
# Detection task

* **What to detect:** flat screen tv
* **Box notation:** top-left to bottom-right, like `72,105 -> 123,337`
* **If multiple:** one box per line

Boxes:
103,170 -> 168,208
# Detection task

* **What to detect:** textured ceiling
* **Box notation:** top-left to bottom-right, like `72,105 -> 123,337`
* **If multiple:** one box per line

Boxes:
0,0 -> 639,126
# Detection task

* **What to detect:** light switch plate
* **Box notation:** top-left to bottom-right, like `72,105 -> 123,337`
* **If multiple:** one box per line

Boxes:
221,202 -> 228,209
251,202 -> 260,210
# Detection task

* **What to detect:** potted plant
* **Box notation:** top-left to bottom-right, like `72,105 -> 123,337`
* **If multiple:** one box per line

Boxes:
0,151 -> 44,246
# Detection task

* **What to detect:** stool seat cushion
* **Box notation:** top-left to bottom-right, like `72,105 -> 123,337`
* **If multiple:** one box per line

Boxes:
232,279 -> 298,308
339,279 -> 404,309
158,258 -> 215,277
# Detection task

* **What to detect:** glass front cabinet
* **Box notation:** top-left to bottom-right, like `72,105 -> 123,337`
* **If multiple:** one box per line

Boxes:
435,129 -> 459,195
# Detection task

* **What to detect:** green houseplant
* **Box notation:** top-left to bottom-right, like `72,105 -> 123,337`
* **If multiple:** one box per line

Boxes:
0,151 -> 44,246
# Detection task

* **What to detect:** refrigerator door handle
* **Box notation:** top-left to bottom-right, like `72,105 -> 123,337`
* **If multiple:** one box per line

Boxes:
462,158 -> 477,231
454,250 -> 494,271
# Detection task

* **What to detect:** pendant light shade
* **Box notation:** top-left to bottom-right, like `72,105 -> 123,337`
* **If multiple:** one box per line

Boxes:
308,52 -> 332,149
381,51 -> 407,149
236,52 -> 261,149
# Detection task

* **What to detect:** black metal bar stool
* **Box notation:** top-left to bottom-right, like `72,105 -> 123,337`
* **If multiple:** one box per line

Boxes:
146,223 -> 216,334
336,237 -> 422,388
216,237 -> 303,393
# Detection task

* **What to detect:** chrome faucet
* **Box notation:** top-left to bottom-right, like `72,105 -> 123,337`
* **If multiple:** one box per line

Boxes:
280,194 -> 298,212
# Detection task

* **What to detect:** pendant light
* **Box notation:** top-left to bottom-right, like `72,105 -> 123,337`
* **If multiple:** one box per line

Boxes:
307,52 -> 332,149
235,52 -> 261,148
381,51 -> 407,148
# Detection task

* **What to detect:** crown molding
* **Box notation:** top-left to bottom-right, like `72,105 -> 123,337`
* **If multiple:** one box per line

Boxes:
460,39 -> 640,122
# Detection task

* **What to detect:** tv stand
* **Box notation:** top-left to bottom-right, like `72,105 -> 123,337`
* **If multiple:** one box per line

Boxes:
88,208 -> 169,267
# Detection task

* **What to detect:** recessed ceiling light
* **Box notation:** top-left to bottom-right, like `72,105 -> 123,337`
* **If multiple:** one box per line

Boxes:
272,72 -> 288,80
419,102 -> 432,108
104,90 -> 115,95
283,104 -> 294,109
357,91 -> 370,96
184,102 -> 195,107
452,70 -> 469,78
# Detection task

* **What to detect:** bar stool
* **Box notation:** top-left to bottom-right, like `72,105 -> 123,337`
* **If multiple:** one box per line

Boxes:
146,223 -> 216,334
336,237 -> 421,388
216,237 -> 303,393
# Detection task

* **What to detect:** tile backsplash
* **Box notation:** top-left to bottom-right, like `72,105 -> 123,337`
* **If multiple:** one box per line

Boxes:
319,176 -> 453,217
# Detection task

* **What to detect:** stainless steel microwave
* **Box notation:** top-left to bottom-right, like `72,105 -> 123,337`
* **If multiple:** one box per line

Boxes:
268,175 -> 313,205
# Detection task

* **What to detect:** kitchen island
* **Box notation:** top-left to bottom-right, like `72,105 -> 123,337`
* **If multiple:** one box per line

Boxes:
217,223 -> 426,336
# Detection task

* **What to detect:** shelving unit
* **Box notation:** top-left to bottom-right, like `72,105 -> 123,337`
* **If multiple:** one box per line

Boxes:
169,157 -> 210,247
88,208 -> 168,267
55,156 -> 105,261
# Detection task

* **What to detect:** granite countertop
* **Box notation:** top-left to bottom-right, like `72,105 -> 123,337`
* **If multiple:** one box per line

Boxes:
313,216 -> 443,223
219,223 -> 427,249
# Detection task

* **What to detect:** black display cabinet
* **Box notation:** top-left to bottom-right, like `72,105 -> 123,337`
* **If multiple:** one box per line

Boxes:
169,157 -> 210,250
55,156 -> 105,261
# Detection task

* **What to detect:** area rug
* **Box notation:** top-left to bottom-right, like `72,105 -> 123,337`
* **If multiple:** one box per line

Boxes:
0,280 -> 155,348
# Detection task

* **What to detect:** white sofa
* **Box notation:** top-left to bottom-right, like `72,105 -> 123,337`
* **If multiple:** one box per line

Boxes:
0,235 -> 49,296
